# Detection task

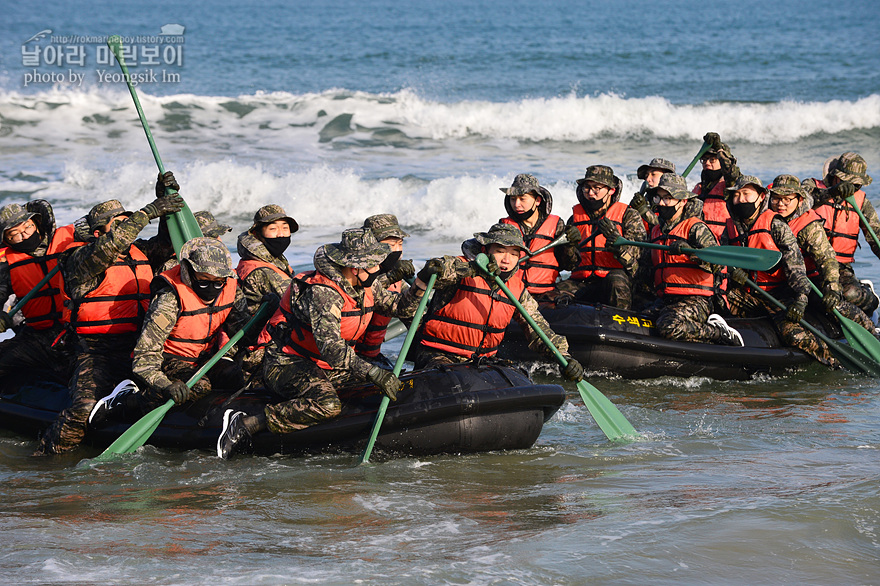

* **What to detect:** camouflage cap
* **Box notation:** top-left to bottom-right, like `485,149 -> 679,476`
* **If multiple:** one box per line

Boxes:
647,173 -> 695,200
250,204 -> 299,233
179,236 -> 235,279
363,213 -> 409,241
500,173 -> 541,197
769,174 -> 806,198
472,223 -> 527,251
726,175 -> 767,195
325,227 -> 391,269
0,203 -> 38,238
576,165 -> 620,191
194,211 -> 233,238
87,199 -> 131,230
830,152 -> 872,187
637,157 -> 676,180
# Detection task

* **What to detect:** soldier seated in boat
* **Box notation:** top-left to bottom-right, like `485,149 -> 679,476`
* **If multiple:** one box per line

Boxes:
354,213 -> 415,368
235,204 -> 297,379
645,174 -> 743,346
767,174 -> 875,334
411,223 -> 585,381
34,174 -> 185,455
0,200 -> 87,383
803,152 -> 880,316
694,132 -> 743,240
216,227 -> 427,459
554,165 -> 646,310
89,237 -> 252,425
497,174 -> 578,302
629,157 -> 677,229
722,175 -> 838,367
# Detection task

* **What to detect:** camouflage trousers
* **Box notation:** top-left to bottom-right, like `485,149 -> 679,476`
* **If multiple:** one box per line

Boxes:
655,296 -> 720,343
261,346 -> 351,435
807,285 -> 876,334
839,263 -> 880,316
35,333 -> 138,455
554,269 -> 633,310
413,345 -> 471,370
727,286 -> 836,366
0,324 -> 73,383
135,355 -> 243,413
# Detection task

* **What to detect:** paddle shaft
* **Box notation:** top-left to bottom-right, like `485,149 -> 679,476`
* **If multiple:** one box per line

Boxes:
681,141 -> 711,179
522,233 -> 569,260
361,274 -> 437,464
843,195 -> 880,251
9,264 -> 60,317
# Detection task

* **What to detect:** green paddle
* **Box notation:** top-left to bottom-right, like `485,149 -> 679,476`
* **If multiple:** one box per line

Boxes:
843,194 -> 880,251
681,141 -> 711,179
808,281 -> 880,364
475,253 -> 638,441
95,299 -> 278,458
519,232 -> 571,264
743,277 -> 880,377
615,237 -> 782,272
360,274 -> 437,464
7,264 -> 61,318
107,35 -> 202,252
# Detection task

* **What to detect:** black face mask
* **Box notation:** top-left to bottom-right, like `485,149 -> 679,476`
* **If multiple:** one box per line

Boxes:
656,204 -> 679,222
509,207 -> 537,223
8,231 -> 41,254
378,250 -> 402,275
263,236 -> 290,258
498,269 -> 516,282
358,270 -> 379,288
701,168 -> 724,184
193,278 -> 225,303
583,197 -> 605,211
730,200 -> 760,221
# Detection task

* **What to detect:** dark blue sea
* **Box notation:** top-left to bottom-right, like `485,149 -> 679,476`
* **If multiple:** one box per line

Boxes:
0,1 -> 879,584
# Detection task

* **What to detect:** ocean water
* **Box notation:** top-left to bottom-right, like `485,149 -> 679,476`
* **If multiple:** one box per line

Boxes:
1,0 -> 879,583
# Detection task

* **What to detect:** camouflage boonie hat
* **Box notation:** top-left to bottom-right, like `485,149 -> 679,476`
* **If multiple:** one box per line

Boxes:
0,203 -> 38,237
500,173 -> 541,197
250,204 -> 299,233
768,174 -> 806,198
647,173 -> 695,200
194,211 -> 233,238
87,199 -> 131,230
324,227 -> 391,269
637,157 -> 676,180
363,213 -> 409,241
726,175 -> 766,195
472,223 -> 527,251
576,165 -> 620,191
179,237 -> 235,279
830,152 -> 872,186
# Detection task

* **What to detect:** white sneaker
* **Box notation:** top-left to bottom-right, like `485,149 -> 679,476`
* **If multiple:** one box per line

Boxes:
860,279 -> 880,310
88,379 -> 140,425
707,313 -> 744,347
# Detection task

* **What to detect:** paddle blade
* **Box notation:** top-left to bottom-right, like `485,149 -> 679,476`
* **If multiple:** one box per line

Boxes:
96,399 -> 175,459
695,246 -> 782,271
575,380 -> 638,441
835,311 -> 880,365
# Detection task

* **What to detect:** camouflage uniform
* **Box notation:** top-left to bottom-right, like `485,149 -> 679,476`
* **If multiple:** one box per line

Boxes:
262,230 -> 424,434
36,197 -> 179,454
631,157 -> 677,228
132,238 -> 252,411
556,165 -> 646,310
722,177 -> 837,366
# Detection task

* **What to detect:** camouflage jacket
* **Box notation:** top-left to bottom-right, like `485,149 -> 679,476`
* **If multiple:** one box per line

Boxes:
236,231 -> 292,315
131,281 -> 251,389
423,255 -> 571,357
278,246 -> 425,379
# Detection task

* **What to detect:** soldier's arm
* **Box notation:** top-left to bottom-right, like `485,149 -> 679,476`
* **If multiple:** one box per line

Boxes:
615,208 -> 647,277
771,217 -> 810,299
67,210 -> 151,291
132,288 -> 181,390
241,267 -> 292,314
373,280 -> 425,320
858,198 -> 880,259
220,286 -> 258,351
557,216 -> 581,270
799,221 -> 840,292
307,285 -> 374,379
0,261 -> 11,309
688,221 -> 722,273
513,289 -> 571,357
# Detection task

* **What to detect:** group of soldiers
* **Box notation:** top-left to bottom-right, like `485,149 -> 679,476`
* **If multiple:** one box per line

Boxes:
0,131 -> 875,458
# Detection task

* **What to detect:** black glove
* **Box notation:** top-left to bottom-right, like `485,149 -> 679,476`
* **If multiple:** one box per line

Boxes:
367,365 -> 402,401
141,194 -> 185,221
717,147 -> 738,174
830,181 -> 856,202
471,256 -> 498,277
786,297 -> 808,323
562,358 -> 585,382
0,311 -> 12,333
729,267 -> 749,285
822,289 -> 842,313
260,291 -> 281,311
386,259 -> 415,284
416,258 -> 444,285
155,171 -> 180,198
164,380 -> 190,405
630,192 -> 650,216
667,240 -> 688,255
703,132 -> 722,149
597,218 -> 620,246
564,224 -> 582,245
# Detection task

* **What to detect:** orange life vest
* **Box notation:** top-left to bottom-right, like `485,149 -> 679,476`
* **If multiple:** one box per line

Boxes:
650,217 -> 716,297
5,224 -> 84,330
66,245 -> 153,335
694,180 -> 729,239
156,265 -> 237,362
725,210 -> 787,291
420,266 -> 526,358
355,280 -> 402,358
814,188 -> 867,264
500,215 -> 561,294
279,271 -> 374,370
570,202 -> 627,279
786,210 -> 825,280
236,258 -> 292,349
